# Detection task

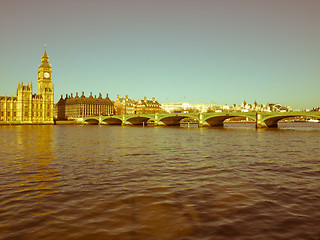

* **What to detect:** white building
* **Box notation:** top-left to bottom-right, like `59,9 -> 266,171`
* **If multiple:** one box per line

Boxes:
161,102 -> 210,113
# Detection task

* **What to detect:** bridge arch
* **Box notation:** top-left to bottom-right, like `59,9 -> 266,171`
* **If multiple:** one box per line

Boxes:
102,117 -> 123,125
125,116 -> 151,125
263,116 -> 288,128
261,112 -> 320,128
84,118 -> 99,125
203,113 -> 256,127
158,114 -> 199,126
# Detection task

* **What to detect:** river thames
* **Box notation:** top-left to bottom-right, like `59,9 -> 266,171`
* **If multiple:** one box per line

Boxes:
1,123 -> 320,240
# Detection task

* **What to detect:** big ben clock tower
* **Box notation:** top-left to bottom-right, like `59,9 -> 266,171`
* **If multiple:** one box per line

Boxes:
38,44 -> 53,94
37,44 -> 54,123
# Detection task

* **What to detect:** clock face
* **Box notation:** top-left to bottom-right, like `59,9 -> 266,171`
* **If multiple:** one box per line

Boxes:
44,72 -> 50,78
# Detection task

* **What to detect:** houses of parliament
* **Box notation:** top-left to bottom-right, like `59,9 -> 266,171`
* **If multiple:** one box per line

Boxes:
0,46 -> 54,124
0,46 -> 161,124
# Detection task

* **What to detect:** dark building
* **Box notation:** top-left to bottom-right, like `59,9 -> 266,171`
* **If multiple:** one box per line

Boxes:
56,92 -> 114,120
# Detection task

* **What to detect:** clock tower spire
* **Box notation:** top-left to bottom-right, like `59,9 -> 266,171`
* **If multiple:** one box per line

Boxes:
38,44 -> 52,94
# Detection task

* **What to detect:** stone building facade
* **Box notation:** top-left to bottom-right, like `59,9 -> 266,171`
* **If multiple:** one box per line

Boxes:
0,46 -> 54,124
55,92 -> 114,120
114,95 -> 161,115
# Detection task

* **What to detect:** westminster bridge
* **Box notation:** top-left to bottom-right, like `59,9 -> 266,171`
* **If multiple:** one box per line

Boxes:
81,111 -> 320,128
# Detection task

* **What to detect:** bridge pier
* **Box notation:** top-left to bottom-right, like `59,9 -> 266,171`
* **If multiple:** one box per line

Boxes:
256,122 -> 268,128
256,112 -> 267,128
199,113 -> 204,127
154,113 -> 159,126
122,115 -> 126,126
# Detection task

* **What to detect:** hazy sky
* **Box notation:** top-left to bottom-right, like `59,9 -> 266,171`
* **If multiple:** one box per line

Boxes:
0,0 -> 319,109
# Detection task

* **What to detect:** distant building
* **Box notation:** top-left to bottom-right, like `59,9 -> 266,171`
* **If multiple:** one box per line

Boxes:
161,102 -> 209,113
114,95 -> 136,115
0,46 -> 54,124
55,92 -> 114,120
114,95 -> 161,115
161,100 -> 292,113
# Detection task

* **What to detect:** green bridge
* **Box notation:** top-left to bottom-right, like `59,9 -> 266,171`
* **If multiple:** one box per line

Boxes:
82,111 -> 320,128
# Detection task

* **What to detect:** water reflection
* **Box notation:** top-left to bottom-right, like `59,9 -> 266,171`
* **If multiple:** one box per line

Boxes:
13,126 -> 59,198
1,125 -> 320,239
0,125 -> 60,236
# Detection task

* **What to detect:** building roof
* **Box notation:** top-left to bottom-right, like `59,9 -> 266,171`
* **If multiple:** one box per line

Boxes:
56,92 -> 113,105
137,99 -> 161,108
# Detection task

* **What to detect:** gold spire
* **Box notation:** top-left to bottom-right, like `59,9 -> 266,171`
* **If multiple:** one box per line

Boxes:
42,44 -> 48,59
40,44 -> 50,68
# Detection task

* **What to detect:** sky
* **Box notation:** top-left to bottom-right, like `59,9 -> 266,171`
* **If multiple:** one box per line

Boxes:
0,0 -> 319,109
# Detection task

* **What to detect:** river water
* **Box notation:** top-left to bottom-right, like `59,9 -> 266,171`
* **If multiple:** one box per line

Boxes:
1,123 -> 320,240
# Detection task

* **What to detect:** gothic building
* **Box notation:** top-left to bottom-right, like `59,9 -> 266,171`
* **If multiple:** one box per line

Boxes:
55,92 -> 114,120
0,46 -> 54,124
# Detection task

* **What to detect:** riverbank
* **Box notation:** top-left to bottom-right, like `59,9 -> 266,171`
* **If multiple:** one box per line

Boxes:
54,120 -> 78,125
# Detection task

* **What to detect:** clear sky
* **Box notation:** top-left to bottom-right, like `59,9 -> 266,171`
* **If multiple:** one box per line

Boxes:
0,0 -> 319,109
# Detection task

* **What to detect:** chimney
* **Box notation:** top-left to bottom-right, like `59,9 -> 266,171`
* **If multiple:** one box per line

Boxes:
125,95 -> 128,100
152,97 -> 155,102
76,92 -> 79,98
144,96 -> 147,102
90,92 -> 93,98
71,93 -> 73,98
99,93 -> 102,98
82,91 -> 85,97
65,94 -> 68,99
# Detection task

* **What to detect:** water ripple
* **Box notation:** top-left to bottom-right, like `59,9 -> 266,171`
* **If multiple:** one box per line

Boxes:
1,125 -> 320,240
